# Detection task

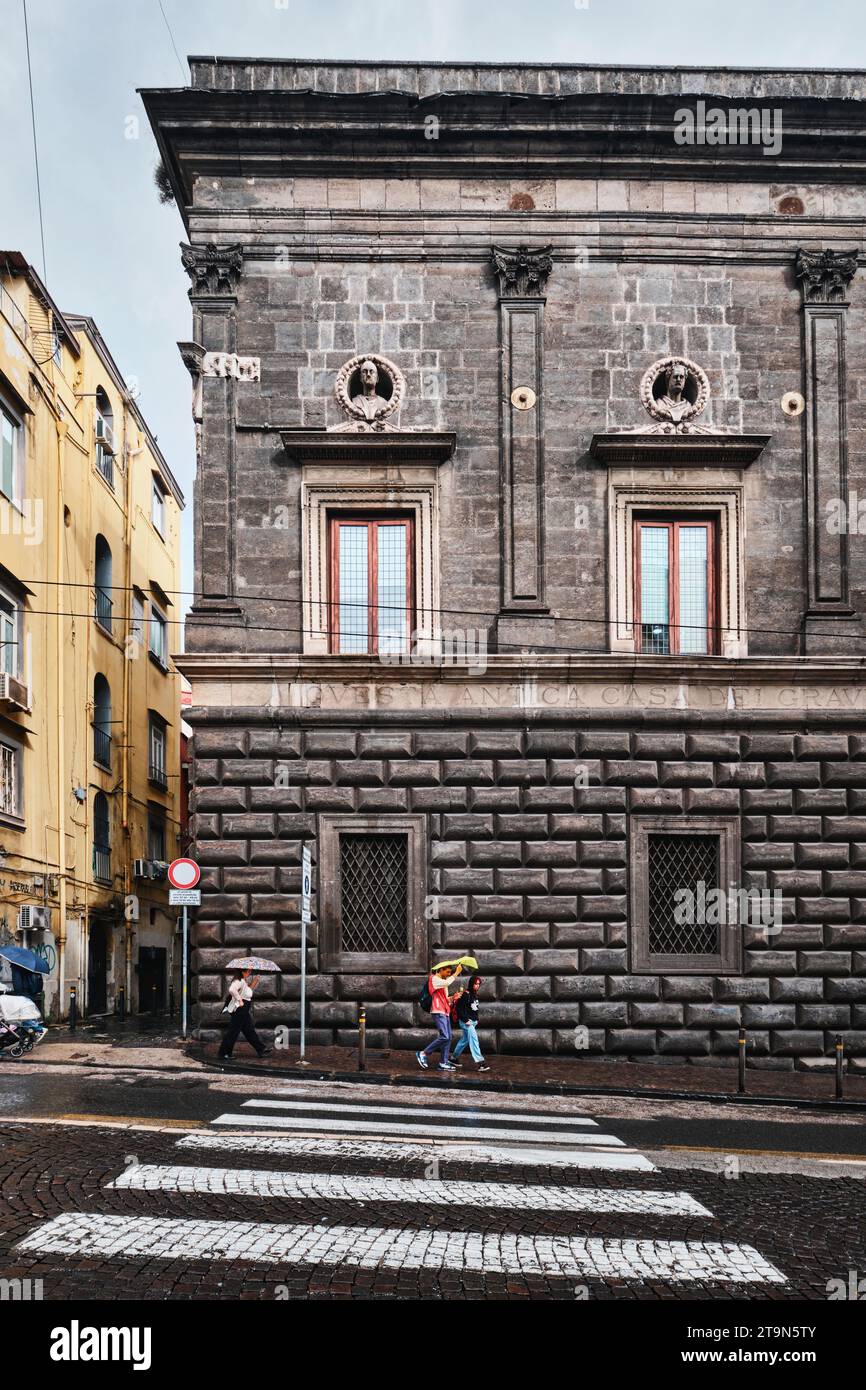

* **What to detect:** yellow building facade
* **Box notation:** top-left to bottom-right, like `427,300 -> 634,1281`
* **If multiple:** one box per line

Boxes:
0,251 -> 185,1021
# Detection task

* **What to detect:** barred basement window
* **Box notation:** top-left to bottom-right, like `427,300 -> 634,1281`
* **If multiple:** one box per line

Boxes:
319,813 -> 426,973
630,816 -> 741,974
648,834 -> 719,955
340,834 -> 408,953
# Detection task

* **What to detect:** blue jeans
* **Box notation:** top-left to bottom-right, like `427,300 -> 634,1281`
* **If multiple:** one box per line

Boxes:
422,1013 -> 452,1062
452,1019 -> 484,1063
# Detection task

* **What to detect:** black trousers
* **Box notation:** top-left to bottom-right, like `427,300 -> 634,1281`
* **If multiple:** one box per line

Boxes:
218,1002 -> 265,1058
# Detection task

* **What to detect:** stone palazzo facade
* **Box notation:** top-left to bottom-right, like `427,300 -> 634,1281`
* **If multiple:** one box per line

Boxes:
144,61 -> 866,1066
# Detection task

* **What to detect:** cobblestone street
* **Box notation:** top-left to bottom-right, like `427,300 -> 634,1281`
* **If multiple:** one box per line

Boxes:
2,1074 -> 865,1302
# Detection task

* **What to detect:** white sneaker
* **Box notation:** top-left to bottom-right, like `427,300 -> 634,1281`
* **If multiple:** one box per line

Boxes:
438,1062 -> 456,1072
416,1050 -> 429,1069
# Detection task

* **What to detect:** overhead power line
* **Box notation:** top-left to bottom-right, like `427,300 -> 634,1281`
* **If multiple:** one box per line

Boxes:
12,577 -> 866,647
157,0 -> 187,83
22,0 -> 47,281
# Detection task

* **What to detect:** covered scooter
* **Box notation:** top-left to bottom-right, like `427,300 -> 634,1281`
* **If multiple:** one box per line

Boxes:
0,946 -> 49,1057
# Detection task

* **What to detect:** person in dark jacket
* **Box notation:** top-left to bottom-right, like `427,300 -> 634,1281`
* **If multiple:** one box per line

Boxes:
451,973 -> 489,1072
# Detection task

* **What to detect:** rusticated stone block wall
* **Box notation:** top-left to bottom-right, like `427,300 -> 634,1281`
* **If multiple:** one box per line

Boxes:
190,713 -> 866,1069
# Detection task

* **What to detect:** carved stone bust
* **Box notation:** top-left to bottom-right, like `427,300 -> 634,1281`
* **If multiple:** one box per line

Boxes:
636,356 -> 717,434
331,353 -> 406,432
351,360 -> 391,420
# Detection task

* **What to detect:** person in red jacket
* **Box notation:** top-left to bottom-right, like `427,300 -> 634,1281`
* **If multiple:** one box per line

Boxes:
416,963 -> 462,1072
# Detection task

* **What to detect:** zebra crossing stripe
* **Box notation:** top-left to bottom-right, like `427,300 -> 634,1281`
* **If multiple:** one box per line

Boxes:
109,1163 -> 707,1216
176,1132 -> 657,1172
251,1097 -> 599,1128
212,1112 -> 626,1147
15,1213 -> 787,1284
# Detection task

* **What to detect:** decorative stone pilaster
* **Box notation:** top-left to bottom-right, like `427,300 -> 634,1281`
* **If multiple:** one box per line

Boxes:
492,246 -> 553,650
795,247 -> 859,651
180,243 -> 246,636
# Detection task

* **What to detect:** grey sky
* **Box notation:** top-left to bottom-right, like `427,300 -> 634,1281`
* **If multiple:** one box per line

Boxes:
3,0 -> 865,616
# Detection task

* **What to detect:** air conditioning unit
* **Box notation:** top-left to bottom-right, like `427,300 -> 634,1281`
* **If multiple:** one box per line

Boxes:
17,905 -> 51,933
132,858 -> 151,880
95,416 -> 115,453
0,672 -> 30,712
150,861 -> 168,881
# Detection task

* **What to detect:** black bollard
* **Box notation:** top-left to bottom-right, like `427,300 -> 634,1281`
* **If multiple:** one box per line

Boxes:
69,986 -> 77,1033
117,987 -> 126,1021
737,1029 -> 747,1094
358,1002 -> 366,1073
835,1034 -> 844,1101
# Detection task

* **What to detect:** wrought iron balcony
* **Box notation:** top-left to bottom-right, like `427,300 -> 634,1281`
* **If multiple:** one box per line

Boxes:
94,587 -> 113,633
92,844 -> 111,882
93,726 -> 112,769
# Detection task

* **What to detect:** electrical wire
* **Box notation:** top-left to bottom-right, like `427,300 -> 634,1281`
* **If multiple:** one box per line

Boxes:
22,0 -> 47,281
157,0 -> 187,83
10,577 -> 866,646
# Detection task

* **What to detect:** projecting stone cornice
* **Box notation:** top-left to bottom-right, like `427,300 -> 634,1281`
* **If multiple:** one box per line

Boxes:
589,433 -> 771,466
142,72 -> 866,215
278,430 -> 456,466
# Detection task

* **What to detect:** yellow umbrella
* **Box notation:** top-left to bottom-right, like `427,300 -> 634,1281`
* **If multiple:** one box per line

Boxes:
433,955 -> 479,972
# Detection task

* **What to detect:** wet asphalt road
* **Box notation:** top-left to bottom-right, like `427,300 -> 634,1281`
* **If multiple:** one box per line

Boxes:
1,1061 -> 864,1159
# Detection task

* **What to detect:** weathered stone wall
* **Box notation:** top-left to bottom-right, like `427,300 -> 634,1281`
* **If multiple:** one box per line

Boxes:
212,247 -> 866,659
190,712 -> 866,1067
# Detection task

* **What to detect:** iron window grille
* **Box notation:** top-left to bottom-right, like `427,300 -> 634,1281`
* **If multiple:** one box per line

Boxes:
148,719 -> 168,788
339,834 -> 409,954
0,740 -> 18,817
319,813 -> 427,973
630,816 -> 741,974
93,791 -> 111,882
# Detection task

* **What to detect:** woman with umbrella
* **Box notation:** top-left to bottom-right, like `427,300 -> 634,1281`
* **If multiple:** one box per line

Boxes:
218,956 -> 276,1062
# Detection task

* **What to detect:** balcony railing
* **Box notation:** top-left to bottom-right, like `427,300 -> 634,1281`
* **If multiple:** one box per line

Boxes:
95,587 -> 113,633
148,761 -> 168,790
93,726 -> 112,769
96,443 -> 114,489
92,844 -> 111,882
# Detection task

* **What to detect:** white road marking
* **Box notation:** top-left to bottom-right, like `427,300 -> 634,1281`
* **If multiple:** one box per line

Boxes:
212,1112 -> 626,1147
250,1097 -> 598,1128
176,1131 -> 657,1171
16,1214 -> 787,1284
109,1163 -> 703,1215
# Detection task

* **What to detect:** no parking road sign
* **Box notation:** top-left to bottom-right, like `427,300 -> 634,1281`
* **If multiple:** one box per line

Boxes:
168,858 -> 201,890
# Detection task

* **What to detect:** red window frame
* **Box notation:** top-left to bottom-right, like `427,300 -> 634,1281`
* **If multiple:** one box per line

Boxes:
329,514 -> 415,656
633,516 -> 719,656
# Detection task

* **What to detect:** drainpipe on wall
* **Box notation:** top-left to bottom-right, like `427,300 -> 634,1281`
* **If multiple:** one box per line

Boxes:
54,417 -> 69,1017
121,413 -> 137,1009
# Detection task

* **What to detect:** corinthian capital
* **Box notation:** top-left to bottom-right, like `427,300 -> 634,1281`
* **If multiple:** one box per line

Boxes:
180,242 -> 244,297
795,247 -> 858,305
491,244 -> 554,298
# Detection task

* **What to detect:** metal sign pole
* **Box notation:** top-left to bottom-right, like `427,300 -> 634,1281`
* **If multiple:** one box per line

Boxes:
298,841 -> 312,1067
300,915 -> 307,1061
182,904 -> 189,1039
